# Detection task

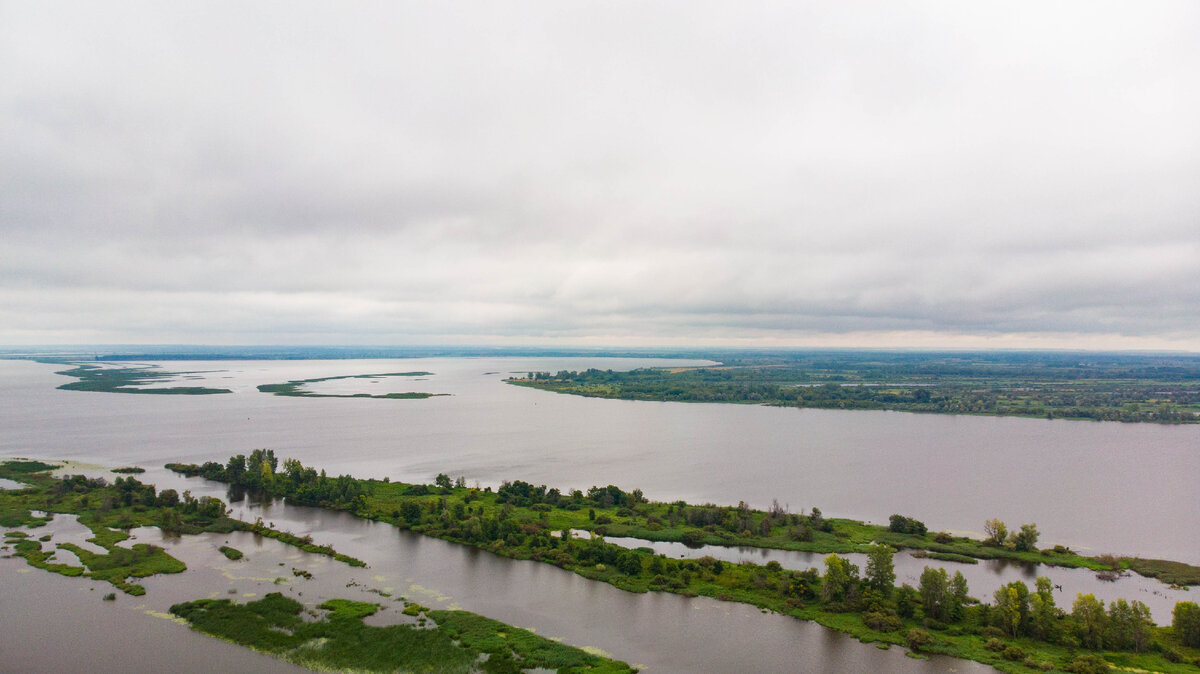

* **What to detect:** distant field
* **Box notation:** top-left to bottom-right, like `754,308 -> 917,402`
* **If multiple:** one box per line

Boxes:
510,351 -> 1200,424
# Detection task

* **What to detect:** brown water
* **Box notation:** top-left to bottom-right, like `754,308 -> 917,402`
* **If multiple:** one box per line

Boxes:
2,356 -> 1198,671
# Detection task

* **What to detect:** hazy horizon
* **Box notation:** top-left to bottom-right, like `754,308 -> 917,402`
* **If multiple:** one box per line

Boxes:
3,2 -> 1197,350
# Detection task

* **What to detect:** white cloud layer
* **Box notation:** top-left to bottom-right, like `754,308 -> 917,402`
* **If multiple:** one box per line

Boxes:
2,1 -> 1198,348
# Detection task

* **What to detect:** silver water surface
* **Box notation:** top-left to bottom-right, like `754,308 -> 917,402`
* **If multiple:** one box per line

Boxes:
2,358 -> 1195,562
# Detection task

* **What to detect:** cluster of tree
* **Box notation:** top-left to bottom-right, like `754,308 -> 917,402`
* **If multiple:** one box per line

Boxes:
512,360 -> 1200,424
168,449 -> 367,511
36,471 -> 228,535
888,514 -> 927,536
165,453 -> 1200,670
983,519 -> 1040,551
1175,602 -> 1200,648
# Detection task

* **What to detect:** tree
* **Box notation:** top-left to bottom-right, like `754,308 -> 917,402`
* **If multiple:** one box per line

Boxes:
896,584 -> 919,618
949,571 -> 969,622
821,554 -> 857,604
400,501 -> 422,525
810,507 -> 831,532
919,567 -> 949,622
1174,601 -> 1200,648
993,581 -> 1030,637
159,507 -> 183,535
434,473 -> 452,490
1072,593 -> 1107,649
616,551 -> 642,576
888,514 -> 927,536
1029,577 -> 1061,642
983,519 -> 1008,547
225,454 -> 246,484
1012,523 -> 1039,552
864,544 -> 895,598
1106,599 -> 1152,652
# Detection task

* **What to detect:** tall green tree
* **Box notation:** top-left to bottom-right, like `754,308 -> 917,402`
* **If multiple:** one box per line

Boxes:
1011,523 -> 1039,552
821,554 -> 857,603
993,581 -> 1030,637
948,571 -> 969,622
1029,577 -> 1060,642
864,544 -> 895,598
1174,601 -> 1200,648
1072,594 -> 1107,649
919,567 -> 949,622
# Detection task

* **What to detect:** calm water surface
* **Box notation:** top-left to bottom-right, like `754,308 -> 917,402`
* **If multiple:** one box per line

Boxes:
2,356 -> 1197,672
1,358 -> 1195,561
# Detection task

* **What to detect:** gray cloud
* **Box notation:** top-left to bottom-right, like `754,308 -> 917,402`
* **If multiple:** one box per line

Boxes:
1,1 -> 1198,348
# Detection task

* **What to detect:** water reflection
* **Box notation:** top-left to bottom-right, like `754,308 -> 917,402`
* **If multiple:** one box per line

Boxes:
129,474 -> 993,672
601,535 -> 1190,623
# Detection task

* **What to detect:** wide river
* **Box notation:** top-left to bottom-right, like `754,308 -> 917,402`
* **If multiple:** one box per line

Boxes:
1,356 -> 1197,672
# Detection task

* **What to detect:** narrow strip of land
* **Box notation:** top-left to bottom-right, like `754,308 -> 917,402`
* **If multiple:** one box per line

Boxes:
508,351 -> 1200,424
167,453 -> 1200,673
257,372 -> 444,399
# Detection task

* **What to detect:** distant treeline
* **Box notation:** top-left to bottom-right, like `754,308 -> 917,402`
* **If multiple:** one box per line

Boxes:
511,351 -> 1200,423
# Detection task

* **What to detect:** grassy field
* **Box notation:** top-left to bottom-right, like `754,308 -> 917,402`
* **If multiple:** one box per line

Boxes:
43,361 -> 232,395
256,371 -> 443,399
170,593 -> 636,673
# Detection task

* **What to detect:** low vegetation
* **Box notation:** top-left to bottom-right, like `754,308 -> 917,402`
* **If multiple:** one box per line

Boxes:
0,459 -> 362,595
170,593 -> 635,673
218,545 -> 243,560
508,351 -> 1200,424
256,372 -> 442,399
43,360 -> 232,395
168,452 -> 1200,673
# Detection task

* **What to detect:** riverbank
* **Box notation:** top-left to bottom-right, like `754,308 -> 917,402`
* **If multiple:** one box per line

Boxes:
167,455 -> 1200,673
1,459 -> 636,673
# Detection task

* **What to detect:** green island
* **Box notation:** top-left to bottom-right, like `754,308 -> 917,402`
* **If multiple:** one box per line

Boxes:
218,544 -> 244,560
1,459 -> 634,673
42,360 -> 232,395
167,452 -> 1200,673
169,593 -> 634,673
507,351 -> 1200,424
0,459 -> 362,595
256,371 -> 444,399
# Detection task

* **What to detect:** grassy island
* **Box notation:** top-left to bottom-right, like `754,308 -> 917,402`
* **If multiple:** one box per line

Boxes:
168,452 -> 1200,673
0,459 -> 362,595
507,351 -> 1200,424
43,360 -> 231,395
170,593 -> 635,673
256,372 -> 444,399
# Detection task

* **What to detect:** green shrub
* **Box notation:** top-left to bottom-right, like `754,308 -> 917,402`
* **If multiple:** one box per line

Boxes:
1002,645 -> 1024,661
1064,654 -> 1110,674
905,628 -> 933,652
863,612 -> 905,632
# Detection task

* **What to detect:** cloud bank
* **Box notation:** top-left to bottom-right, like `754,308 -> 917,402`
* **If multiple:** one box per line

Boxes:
2,1 -> 1198,348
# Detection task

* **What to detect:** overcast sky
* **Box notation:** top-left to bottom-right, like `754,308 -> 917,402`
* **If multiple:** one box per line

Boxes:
2,1 -> 1198,349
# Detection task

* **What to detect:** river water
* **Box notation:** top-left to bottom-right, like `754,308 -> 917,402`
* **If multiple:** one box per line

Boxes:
1,356 -> 1197,672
